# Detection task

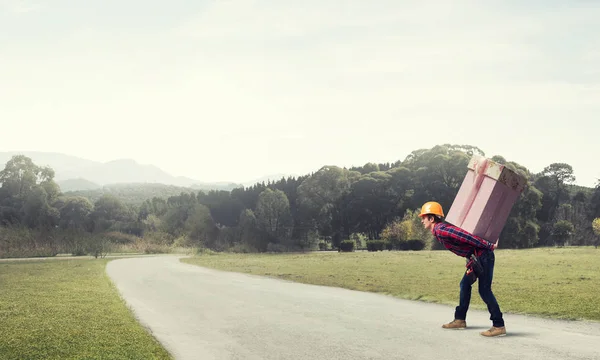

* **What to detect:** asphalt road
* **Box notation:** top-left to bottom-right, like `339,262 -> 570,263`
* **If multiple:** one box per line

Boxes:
106,255 -> 600,360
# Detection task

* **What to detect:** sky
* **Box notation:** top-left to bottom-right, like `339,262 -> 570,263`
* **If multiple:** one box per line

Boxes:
1,0 -> 599,187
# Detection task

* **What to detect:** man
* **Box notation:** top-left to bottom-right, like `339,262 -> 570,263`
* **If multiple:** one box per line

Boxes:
418,201 -> 506,337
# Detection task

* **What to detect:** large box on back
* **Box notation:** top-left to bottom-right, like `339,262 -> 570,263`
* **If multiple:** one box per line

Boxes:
445,155 -> 528,244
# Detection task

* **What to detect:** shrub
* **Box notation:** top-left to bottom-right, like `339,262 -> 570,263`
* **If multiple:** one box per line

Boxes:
406,239 -> 425,251
366,240 -> 386,251
381,219 -> 413,249
195,247 -> 219,256
103,231 -> 140,244
0,227 -> 59,258
318,242 -> 327,250
349,233 -> 367,248
134,239 -> 172,254
144,231 -> 175,246
87,234 -> 113,258
339,240 -> 355,252
172,235 -> 193,248
228,242 -> 257,253
266,243 -> 287,253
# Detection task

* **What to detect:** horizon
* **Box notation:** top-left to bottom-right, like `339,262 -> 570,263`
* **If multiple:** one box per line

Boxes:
2,1 -> 598,187
1,148 -> 595,189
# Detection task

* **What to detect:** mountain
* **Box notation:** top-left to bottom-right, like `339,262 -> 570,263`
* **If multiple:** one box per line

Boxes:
66,183 -> 207,205
0,151 -> 243,191
57,178 -> 101,192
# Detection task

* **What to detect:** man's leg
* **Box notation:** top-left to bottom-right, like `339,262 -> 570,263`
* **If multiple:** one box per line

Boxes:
477,251 -> 506,336
443,272 -> 473,329
455,271 -> 474,320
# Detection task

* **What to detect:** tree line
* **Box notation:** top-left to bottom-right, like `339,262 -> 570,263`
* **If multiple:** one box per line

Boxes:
1,144 -> 599,258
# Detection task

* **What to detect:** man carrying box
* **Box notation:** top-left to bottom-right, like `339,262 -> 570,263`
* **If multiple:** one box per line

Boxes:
419,201 -> 507,337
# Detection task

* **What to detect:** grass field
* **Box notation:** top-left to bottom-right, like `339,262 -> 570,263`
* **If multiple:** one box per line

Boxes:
181,247 -> 600,322
0,258 -> 172,360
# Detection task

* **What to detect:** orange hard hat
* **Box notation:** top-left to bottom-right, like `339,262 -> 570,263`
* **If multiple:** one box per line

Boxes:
419,201 -> 444,218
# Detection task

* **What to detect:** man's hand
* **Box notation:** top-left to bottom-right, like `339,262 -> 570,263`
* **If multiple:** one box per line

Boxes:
492,242 -> 498,250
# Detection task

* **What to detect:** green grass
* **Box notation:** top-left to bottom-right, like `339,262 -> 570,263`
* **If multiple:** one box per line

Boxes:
0,259 -> 172,360
181,247 -> 600,322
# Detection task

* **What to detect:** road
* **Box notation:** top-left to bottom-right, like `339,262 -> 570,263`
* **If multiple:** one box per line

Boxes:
106,255 -> 600,360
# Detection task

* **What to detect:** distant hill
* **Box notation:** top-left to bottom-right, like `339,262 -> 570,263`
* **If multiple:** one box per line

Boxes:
0,151 -> 297,192
0,151 -> 244,191
57,178 -> 101,192
65,183 -> 201,205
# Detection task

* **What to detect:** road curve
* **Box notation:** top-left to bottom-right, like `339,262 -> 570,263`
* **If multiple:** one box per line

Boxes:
106,255 -> 600,360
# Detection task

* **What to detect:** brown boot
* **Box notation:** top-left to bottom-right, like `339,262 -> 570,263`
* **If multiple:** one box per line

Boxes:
442,319 -> 467,329
480,326 -> 506,337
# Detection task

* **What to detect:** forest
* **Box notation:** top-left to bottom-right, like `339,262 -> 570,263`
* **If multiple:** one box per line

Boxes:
1,144 -> 599,258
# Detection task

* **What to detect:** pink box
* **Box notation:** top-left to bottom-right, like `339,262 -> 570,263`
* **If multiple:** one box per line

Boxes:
444,155 -> 528,244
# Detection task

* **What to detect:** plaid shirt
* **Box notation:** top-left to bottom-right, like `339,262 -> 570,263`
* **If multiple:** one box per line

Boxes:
432,222 -> 495,258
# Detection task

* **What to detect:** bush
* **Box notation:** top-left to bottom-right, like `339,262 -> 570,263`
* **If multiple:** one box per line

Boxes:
172,235 -> 193,248
59,231 -> 89,256
318,242 -> 327,250
87,234 -> 113,258
366,240 -> 386,252
109,220 -> 144,237
349,233 -> 367,248
103,231 -> 140,244
228,242 -> 257,253
133,239 -> 172,254
406,239 -> 425,251
195,247 -> 219,256
339,240 -> 355,252
144,231 -> 175,246
266,243 -> 287,253
394,239 -> 426,251
381,219 -> 413,249
0,227 -> 59,258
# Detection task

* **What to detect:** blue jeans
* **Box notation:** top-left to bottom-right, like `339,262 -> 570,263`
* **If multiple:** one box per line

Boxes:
454,250 -> 505,327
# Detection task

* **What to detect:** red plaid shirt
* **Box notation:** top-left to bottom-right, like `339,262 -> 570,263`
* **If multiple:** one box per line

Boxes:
432,222 -> 495,258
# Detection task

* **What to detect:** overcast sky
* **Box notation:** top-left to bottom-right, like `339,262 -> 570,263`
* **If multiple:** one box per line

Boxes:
1,0 -> 598,187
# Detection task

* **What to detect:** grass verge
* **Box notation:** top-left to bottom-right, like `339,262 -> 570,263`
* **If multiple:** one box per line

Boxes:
0,258 -> 172,360
181,247 -> 600,322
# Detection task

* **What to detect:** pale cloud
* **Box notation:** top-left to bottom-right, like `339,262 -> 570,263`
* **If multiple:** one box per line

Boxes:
1,1 -> 599,186
1,0 -> 42,13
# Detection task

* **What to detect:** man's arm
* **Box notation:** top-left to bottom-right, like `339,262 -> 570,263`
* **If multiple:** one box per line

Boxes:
442,225 -> 495,250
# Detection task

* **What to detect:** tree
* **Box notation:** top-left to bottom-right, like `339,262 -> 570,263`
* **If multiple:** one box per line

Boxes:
401,145 -> 471,210
592,218 -> 600,248
500,185 -> 542,248
0,155 -> 55,198
91,194 -> 131,232
346,172 -> 395,239
238,209 -> 263,251
255,188 -> 293,246
381,217 -> 413,249
297,166 -> 358,239
589,184 -> 600,220
539,163 -> 575,215
593,218 -> 600,236
552,220 -> 574,247
22,186 -> 59,229
541,163 -> 576,186
57,196 -> 93,230
185,203 -> 219,248
0,155 -> 61,227
361,162 -> 380,174
197,190 -> 244,227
